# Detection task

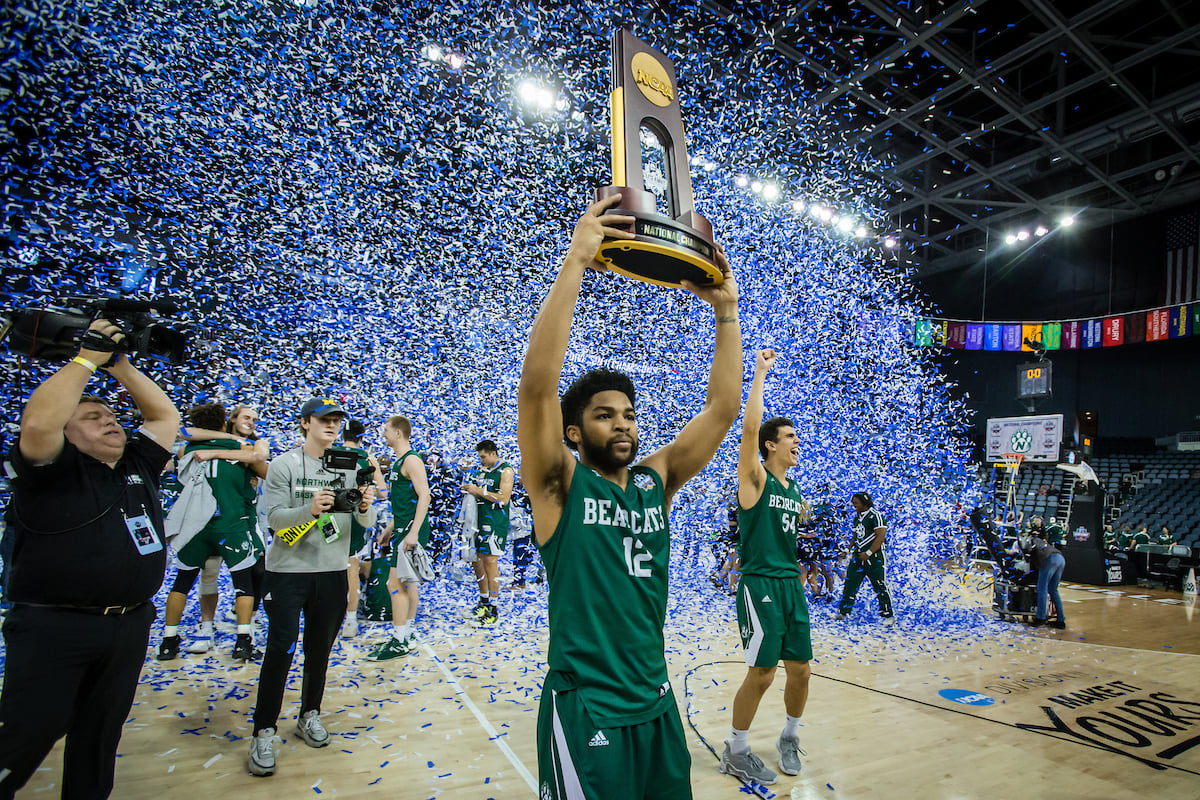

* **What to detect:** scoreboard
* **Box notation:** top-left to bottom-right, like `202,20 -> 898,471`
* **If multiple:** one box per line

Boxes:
1017,362 -> 1052,399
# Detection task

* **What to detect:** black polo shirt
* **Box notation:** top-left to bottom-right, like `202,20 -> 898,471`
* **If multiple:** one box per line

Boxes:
4,431 -> 171,606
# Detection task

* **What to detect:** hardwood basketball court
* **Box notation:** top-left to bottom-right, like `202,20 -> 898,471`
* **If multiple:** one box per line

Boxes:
13,574 -> 1200,799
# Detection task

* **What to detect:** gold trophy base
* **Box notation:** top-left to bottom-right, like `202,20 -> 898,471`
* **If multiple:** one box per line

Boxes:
594,186 -> 722,288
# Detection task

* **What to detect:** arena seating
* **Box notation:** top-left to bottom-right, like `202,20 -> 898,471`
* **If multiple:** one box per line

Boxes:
1003,452 -> 1200,556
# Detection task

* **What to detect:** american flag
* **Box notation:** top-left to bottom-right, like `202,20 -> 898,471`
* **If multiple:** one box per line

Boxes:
1165,211 -> 1200,304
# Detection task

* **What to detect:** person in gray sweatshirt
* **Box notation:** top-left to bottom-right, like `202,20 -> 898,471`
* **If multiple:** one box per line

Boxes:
247,397 -> 378,778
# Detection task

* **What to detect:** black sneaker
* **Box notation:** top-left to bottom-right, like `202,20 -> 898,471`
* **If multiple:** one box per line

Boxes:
157,635 -> 180,661
232,634 -> 262,662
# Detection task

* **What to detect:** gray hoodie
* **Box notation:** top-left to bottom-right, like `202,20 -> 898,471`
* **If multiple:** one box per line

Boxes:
260,447 -> 378,573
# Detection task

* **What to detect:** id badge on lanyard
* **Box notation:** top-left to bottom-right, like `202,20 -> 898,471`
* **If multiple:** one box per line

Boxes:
125,508 -> 163,555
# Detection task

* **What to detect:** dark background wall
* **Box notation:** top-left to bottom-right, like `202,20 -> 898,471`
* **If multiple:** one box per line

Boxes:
919,203 -> 1195,322
939,336 -> 1200,446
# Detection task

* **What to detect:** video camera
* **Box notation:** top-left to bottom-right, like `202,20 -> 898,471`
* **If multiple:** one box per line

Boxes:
321,448 -> 378,513
0,296 -> 194,365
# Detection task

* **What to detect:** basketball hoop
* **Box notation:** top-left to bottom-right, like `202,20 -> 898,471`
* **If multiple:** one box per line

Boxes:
999,452 -> 1025,473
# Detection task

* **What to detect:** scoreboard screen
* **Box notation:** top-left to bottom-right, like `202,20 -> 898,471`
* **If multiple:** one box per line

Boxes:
1017,362 -> 1052,399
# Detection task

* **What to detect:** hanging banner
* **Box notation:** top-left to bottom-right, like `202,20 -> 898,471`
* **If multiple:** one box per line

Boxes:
1082,319 -> 1103,348
915,319 -> 934,346
965,323 -> 984,350
1170,306 -> 1191,338
1002,324 -> 1022,351
1147,309 -> 1170,342
984,323 -> 1003,351
1125,312 -> 1146,344
1102,316 -> 1124,347
1042,322 -> 1062,350
1021,323 -> 1042,351
1192,305 -> 1200,335
1062,320 -> 1081,350
947,322 -> 967,349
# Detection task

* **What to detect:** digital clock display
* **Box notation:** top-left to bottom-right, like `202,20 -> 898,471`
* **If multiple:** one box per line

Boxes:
1017,362 -> 1052,399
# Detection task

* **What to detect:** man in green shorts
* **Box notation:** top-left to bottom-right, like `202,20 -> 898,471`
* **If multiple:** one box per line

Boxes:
835,493 -> 894,623
339,419 -> 386,639
159,403 -> 266,661
367,414 -> 431,660
461,439 -> 513,626
517,193 -> 742,799
721,349 -> 811,786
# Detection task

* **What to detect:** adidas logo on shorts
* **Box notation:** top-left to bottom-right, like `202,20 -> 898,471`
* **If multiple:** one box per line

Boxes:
588,730 -> 609,747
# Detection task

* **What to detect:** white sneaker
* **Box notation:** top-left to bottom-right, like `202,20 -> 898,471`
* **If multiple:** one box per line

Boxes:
881,615 -> 896,626
185,636 -> 213,654
296,710 -> 330,748
340,617 -> 358,639
248,728 -> 276,776
832,613 -> 848,621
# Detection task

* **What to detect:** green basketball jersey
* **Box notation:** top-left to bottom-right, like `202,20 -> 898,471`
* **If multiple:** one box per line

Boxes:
183,439 -> 254,536
853,507 -> 886,553
476,460 -> 512,535
389,450 -> 431,546
1045,522 -> 1066,546
537,460 -> 673,727
737,470 -> 804,578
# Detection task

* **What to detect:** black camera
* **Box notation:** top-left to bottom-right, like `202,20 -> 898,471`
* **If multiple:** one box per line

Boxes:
0,296 -> 194,365
321,448 -> 377,513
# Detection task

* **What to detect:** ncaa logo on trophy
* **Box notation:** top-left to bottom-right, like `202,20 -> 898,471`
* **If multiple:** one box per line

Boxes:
594,29 -> 722,288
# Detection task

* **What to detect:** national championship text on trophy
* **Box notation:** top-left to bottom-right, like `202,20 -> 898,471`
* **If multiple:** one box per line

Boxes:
594,29 -> 722,288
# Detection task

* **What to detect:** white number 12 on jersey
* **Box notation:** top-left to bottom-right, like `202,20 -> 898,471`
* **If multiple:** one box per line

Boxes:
623,537 -> 653,578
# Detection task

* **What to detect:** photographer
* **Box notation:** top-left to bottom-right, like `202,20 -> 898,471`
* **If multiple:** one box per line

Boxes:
0,319 -> 180,799
247,398 -> 377,778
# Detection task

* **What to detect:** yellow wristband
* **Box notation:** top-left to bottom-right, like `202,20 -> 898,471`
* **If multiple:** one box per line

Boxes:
71,356 -> 98,373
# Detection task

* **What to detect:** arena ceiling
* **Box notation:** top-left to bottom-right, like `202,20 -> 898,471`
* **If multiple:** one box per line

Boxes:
693,0 -> 1200,278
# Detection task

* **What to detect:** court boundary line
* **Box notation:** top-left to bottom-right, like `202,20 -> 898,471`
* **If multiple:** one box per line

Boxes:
685,661 -> 1200,779
419,639 -> 539,794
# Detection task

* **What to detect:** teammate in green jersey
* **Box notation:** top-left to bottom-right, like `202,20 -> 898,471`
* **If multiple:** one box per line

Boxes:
517,193 -> 742,800
835,493 -> 894,622
461,439 -> 514,625
368,414 -> 431,660
721,349 -> 812,786
159,403 -> 266,661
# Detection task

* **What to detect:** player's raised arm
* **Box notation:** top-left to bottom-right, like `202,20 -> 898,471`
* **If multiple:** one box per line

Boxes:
517,194 -> 635,540
737,349 -> 775,510
642,243 -> 742,501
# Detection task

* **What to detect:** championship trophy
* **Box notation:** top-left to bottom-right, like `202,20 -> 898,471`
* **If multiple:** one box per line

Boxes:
594,29 -> 722,287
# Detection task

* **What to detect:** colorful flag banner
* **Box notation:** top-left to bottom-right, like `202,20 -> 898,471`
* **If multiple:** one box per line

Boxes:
1021,323 -> 1042,351
947,322 -> 967,349
984,323 -> 1003,351
1042,322 -> 1061,350
1082,319 -> 1103,349
1170,306 -> 1191,338
965,323 -> 984,350
1063,320 -> 1081,350
1125,312 -> 1146,344
1002,324 -> 1023,351
1103,316 -> 1124,347
1147,309 -> 1170,342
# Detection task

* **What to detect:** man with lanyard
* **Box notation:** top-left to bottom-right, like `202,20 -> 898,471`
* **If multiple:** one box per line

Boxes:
338,418 -> 386,639
720,349 -> 811,787
517,193 -> 742,800
158,403 -> 265,661
0,319 -> 179,798
834,493 -> 894,623
247,398 -> 377,777
367,414 -> 430,661
461,439 -> 513,627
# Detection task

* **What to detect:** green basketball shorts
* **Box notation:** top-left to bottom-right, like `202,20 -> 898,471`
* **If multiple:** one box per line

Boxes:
736,574 -> 813,667
536,671 -> 692,800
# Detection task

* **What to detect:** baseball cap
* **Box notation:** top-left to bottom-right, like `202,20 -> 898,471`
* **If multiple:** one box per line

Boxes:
299,397 -> 346,418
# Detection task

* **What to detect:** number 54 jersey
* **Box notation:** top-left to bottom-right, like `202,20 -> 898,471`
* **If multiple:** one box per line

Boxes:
536,460 -> 674,727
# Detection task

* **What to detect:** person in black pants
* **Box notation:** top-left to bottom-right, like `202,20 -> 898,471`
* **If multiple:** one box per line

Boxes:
0,319 -> 180,800
247,397 -> 378,777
